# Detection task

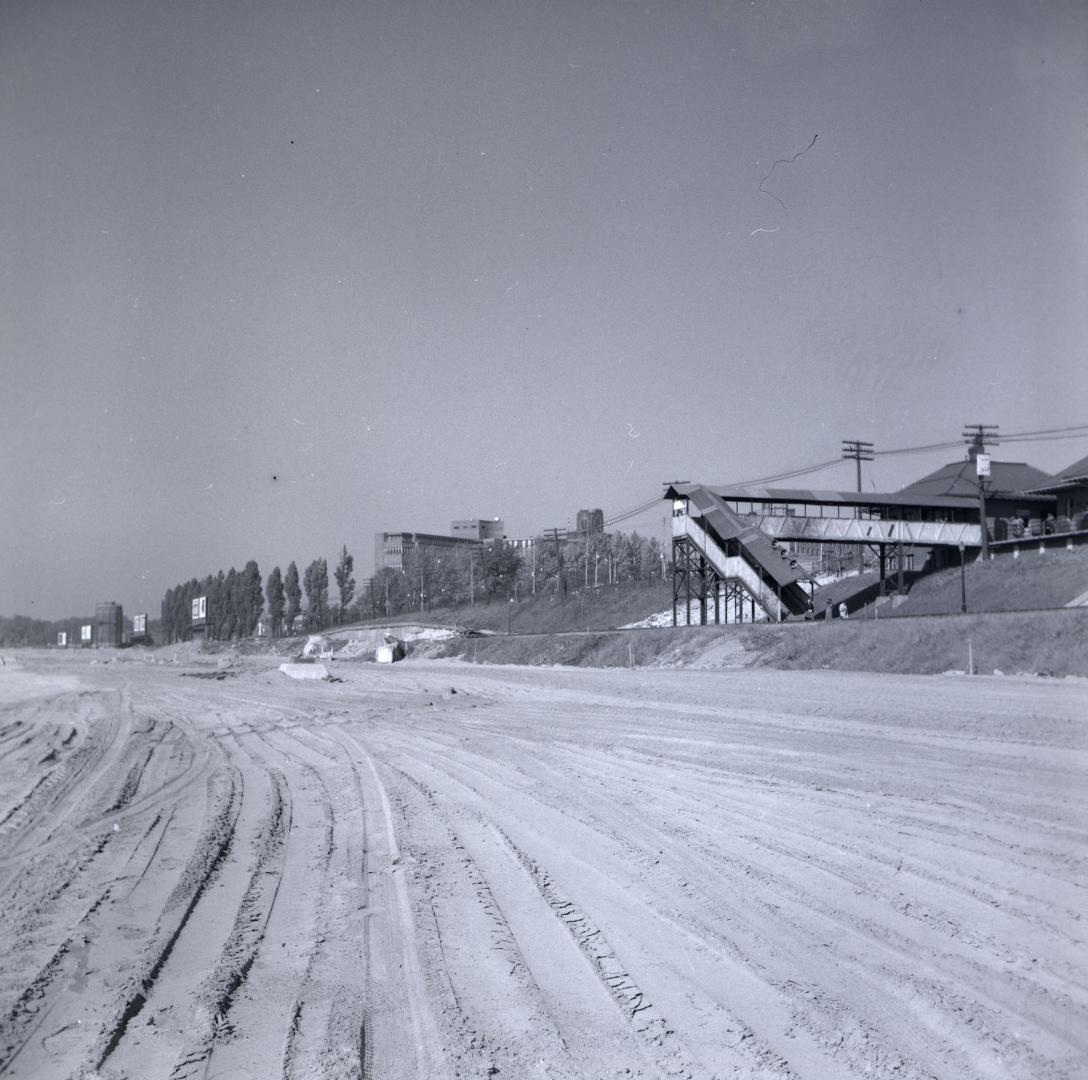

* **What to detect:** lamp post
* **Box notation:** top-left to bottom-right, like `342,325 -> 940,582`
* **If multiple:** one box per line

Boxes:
958,541 -> 967,614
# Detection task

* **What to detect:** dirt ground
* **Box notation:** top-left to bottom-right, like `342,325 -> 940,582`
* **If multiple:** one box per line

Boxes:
1,651 -> 1085,1080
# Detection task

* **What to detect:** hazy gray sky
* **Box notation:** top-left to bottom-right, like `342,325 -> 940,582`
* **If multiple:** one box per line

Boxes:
3,0 -> 1086,619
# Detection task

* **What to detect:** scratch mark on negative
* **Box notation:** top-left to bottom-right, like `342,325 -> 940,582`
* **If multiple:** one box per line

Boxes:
759,133 -> 818,208
750,227 -> 779,236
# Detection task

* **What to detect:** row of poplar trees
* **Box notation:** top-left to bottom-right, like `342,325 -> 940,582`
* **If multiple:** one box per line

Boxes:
160,547 -> 356,642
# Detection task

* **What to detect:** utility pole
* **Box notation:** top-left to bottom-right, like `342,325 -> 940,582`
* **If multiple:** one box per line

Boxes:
545,528 -> 565,595
963,424 -> 999,560
841,440 -> 874,493
842,440 -> 874,574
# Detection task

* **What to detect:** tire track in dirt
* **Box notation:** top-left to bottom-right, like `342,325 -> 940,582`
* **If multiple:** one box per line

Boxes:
528,713 -> 1079,1074
0,695 -> 112,874
0,887 -> 112,1077
88,764 -> 243,1075
168,767 -> 290,1080
374,726 -> 910,1078
533,734 -> 1088,1076
324,726 -> 447,1080
386,762 -> 670,1079
214,724 -> 353,1080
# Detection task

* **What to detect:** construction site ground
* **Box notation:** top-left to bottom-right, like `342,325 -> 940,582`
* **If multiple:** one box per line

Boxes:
1,647 -> 1085,1080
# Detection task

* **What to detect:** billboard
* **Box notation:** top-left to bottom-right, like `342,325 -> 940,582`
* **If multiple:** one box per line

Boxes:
81,624 -> 92,643
976,453 -> 991,479
58,631 -> 67,647
133,613 -> 147,635
191,596 -> 207,622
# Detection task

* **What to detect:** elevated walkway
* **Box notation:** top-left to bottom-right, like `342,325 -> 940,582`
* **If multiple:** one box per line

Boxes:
751,513 -> 979,547
669,486 -> 812,623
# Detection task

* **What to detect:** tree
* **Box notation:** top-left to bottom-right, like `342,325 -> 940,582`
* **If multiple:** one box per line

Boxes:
334,545 -> 355,624
369,566 -> 411,617
303,558 -> 329,630
222,568 -> 239,640
479,542 -> 522,600
285,561 -> 302,633
239,560 -> 263,636
266,566 -> 285,637
204,572 -> 221,638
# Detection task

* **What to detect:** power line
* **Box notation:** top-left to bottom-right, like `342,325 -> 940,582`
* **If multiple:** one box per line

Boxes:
1002,422 -> 1088,438
1002,431 -> 1088,443
602,421 -> 1087,527
730,457 -> 843,486
873,439 -> 962,457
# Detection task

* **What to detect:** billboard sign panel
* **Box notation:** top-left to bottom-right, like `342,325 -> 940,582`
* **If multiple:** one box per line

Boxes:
58,631 -> 67,647
81,624 -> 92,643
133,613 -> 147,635
191,596 -> 207,622
976,453 -> 991,478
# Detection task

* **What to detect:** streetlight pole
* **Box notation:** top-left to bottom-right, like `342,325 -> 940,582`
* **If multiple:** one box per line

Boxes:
958,542 -> 967,614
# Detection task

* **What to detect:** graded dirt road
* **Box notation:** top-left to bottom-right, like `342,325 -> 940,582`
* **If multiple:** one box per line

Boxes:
0,652 -> 1085,1079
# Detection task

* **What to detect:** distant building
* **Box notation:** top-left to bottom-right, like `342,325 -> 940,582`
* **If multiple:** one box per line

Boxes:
450,518 -> 504,542
374,531 -> 482,573
94,601 -> 123,648
575,509 -> 604,535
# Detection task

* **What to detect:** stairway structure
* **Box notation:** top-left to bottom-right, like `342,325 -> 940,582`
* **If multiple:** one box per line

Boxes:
668,485 -> 813,624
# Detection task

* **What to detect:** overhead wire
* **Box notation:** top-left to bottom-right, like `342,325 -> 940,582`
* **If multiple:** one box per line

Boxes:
602,423 -> 1087,527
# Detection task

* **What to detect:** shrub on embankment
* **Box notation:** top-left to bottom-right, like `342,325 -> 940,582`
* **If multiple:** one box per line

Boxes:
419,607 -> 1088,677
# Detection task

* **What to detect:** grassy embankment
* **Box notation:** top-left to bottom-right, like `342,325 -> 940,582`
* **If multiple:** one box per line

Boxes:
416,607 -> 1088,677
324,550 -> 1088,675
371,581 -> 673,636
889,545 -> 1088,615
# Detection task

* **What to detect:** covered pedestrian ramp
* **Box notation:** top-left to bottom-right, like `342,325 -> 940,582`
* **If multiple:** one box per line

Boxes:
665,483 -> 984,625
666,485 -> 815,625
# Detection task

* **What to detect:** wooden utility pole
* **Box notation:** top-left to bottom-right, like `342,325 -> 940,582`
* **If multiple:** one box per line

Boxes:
842,440 -> 874,574
841,440 -> 874,493
963,424 -> 999,560
545,528 -> 565,595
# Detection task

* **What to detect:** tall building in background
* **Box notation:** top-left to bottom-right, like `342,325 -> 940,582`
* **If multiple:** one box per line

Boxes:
450,518 -> 504,542
374,532 -> 481,573
575,508 -> 604,535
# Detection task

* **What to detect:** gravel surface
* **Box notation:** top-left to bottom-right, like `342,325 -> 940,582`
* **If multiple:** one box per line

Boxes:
1,652 -> 1085,1079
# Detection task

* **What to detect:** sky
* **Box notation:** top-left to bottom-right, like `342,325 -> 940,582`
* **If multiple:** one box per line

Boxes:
2,0 -> 1086,620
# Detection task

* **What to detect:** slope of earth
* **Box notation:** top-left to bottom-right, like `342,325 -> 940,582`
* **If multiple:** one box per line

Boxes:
421,607 -> 1088,677
891,546 -> 1088,616
0,652 -> 1085,1080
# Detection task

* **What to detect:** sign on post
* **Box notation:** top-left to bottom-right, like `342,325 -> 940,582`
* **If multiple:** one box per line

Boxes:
976,453 -> 991,478
191,596 -> 207,622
